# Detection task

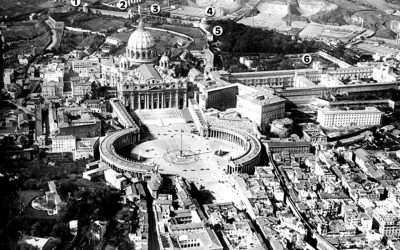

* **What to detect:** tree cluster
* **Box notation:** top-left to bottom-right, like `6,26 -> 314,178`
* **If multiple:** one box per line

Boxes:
62,187 -> 122,224
1,182 -> 122,249
207,20 -> 320,72
208,20 -> 319,54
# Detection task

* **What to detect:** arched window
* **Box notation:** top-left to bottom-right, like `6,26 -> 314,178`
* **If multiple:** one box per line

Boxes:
136,51 -> 140,58
142,51 -> 146,58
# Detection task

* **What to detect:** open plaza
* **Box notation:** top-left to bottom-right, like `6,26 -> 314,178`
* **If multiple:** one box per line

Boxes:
132,109 -> 246,203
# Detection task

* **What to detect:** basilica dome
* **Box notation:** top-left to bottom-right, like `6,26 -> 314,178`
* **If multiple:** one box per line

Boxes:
126,19 -> 157,66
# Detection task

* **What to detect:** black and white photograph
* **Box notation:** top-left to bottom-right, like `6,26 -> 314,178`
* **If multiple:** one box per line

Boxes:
2,0 -> 400,249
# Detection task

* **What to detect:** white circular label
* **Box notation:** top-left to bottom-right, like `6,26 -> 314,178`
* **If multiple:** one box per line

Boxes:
213,26 -> 223,36
302,54 -> 313,65
71,0 -> 81,7
117,0 -> 128,10
206,6 -> 216,17
151,4 -> 161,14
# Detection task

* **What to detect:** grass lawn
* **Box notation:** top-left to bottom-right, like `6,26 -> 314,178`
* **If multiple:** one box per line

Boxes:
3,20 -> 50,42
0,0 -> 53,16
17,190 -> 43,210
60,31 -> 104,53
84,18 -> 126,32
158,24 -> 207,50
10,155 -> 88,185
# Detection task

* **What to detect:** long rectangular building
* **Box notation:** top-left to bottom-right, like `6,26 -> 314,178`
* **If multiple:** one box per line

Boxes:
265,141 -> 311,154
317,107 -> 383,127
110,98 -> 137,129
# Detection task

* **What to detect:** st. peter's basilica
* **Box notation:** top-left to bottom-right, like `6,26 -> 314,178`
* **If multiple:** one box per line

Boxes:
101,19 -> 189,110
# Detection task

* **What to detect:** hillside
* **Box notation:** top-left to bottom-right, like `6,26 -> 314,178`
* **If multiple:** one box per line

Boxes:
207,19 -> 320,72
310,6 -> 351,26
195,0 -> 247,12
208,19 -> 319,54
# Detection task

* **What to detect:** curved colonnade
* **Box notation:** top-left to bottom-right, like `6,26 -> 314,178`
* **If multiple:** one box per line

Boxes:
100,125 -> 262,178
100,127 -> 155,179
205,125 -> 262,174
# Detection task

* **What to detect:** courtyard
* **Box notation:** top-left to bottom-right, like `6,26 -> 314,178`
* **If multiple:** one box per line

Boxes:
132,109 -> 246,203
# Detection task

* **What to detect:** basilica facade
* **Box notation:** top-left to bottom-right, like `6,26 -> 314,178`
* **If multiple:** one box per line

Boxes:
101,19 -> 188,110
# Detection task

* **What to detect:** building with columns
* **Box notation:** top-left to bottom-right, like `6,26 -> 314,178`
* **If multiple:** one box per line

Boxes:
117,63 -> 188,110
101,19 -> 189,110
100,21 -> 188,110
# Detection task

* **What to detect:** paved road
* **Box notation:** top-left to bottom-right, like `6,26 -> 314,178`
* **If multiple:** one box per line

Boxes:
144,183 -> 160,250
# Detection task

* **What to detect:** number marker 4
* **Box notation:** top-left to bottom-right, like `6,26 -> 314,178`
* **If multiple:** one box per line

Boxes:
206,6 -> 216,17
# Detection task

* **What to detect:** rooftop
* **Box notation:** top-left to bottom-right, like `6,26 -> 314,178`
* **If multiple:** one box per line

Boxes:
238,92 -> 285,106
137,64 -> 161,82
18,236 -> 52,249
318,107 -> 383,115
53,135 -> 76,140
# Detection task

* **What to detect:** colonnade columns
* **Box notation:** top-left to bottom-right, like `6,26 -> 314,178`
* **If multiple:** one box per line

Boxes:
149,94 -> 151,109
148,94 -> 151,109
127,91 -> 188,109
175,91 -> 179,109
149,94 -> 152,109
130,94 -> 134,110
